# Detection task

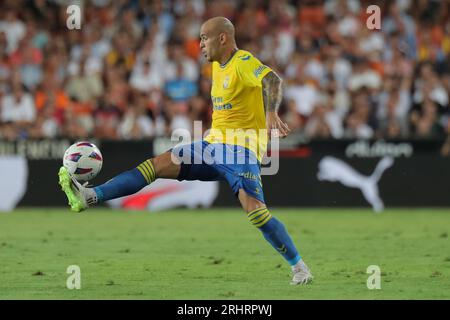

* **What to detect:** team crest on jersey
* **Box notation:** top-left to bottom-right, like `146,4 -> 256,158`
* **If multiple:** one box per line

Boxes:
223,75 -> 230,89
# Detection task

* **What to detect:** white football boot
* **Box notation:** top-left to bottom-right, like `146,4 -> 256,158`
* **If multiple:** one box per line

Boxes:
291,259 -> 313,285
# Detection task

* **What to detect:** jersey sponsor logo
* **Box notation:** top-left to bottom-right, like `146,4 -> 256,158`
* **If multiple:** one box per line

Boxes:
253,65 -> 267,78
212,95 -> 232,110
212,96 -> 223,104
238,171 -> 259,181
213,103 -> 232,110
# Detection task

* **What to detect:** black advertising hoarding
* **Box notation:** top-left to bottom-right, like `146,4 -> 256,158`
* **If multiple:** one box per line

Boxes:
213,138 -> 450,208
0,138 -> 447,208
13,139 -> 155,207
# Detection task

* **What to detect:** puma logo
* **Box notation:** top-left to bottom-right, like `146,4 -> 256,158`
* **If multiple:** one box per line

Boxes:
317,156 -> 394,212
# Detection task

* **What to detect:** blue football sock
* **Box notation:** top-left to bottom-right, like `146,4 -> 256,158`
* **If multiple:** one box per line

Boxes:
247,207 -> 301,266
94,160 -> 156,203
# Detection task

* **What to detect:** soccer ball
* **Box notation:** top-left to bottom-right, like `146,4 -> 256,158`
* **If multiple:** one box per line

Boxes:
63,141 -> 103,182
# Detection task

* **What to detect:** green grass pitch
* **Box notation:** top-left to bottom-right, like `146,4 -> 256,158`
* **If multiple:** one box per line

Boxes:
0,208 -> 449,299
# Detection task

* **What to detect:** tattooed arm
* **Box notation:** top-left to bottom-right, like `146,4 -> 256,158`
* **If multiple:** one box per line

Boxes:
262,71 -> 290,137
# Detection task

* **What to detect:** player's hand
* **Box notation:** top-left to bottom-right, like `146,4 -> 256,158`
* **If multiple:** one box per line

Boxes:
266,112 -> 290,138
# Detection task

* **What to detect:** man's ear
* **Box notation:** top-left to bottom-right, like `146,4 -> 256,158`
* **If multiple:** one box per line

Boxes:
219,33 -> 226,45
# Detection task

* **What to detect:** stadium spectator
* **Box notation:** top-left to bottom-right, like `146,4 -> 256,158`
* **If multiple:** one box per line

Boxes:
130,59 -> 164,93
284,67 -> 320,118
376,76 -> 411,137
0,9 -> 26,54
65,54 -> 104,103
28,96 -> 60,138
93,94 -> 122,140
0,81 -> 36,139
304,93 -> 344,139
344,90 -> 375,139
118,92 -> 165,139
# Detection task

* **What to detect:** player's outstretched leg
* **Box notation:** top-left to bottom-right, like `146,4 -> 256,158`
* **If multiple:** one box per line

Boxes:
239,190 -> 313,285
59,152 -> 180,212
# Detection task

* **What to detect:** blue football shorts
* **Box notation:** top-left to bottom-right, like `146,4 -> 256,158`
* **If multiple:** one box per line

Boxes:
170,140 -> 265,203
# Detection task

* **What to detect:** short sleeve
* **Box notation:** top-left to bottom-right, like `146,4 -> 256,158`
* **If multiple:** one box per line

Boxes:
236,53 -> 272,87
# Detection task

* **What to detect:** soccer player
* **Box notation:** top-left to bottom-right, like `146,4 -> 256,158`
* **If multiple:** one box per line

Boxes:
59,17 -> 313,285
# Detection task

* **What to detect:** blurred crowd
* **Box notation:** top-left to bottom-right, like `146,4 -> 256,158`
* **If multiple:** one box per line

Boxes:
0,0 -> 449,141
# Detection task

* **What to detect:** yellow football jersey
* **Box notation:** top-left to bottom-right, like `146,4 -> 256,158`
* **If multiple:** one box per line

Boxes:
204,49 -> 272,161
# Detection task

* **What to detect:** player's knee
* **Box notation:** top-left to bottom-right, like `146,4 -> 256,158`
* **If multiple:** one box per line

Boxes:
239,189 -> 265,212
151,153 -> 181,179
247,206 -> 272,228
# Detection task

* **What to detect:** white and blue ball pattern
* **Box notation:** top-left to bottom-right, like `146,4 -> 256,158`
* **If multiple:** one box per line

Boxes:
63,141 -> 103,182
